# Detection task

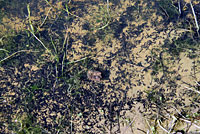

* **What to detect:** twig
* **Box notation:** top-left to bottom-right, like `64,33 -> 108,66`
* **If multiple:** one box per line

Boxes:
195,81 -> 200,86
63,26 -> 69,52
172,106 -> 187,119
52,65 -> 58,91
185,86 -> 200,94
157,119 -> 169,133
145,118 -> 153,134
168,115 -> 177,133
159,5 -> 169,19
122,118 -> 135,134
62,2 -> 79,18
178,0 -> 181,15
40,126 -> 51,134
190,1 -> 199,36
50,36 -> 57,54
44,0 -> 52,7
180,118 -> 200,129
177,28 -> 193,32
70,111 -> 73,134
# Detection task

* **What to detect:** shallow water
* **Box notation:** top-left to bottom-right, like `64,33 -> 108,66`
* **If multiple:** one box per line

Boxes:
0,0 -> 200,133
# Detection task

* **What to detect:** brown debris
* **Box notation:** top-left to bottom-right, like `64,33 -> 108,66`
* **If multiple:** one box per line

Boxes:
87,70 -> 102,82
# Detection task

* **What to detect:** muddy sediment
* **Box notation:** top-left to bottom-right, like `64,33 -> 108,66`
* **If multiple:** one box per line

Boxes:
0,0 -> 200,133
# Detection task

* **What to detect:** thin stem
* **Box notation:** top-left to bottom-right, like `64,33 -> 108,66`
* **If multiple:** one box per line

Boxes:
30,31 -> 50,52
180,118 -> 200,129
190,1 -> 199,36
27,4 -> 34,33
178,0 -> 181,15
122,118 -> 135,134
98,0 -> 111,30
145,118 -> 153,134
195,81 -> 200,86
66,57 -> 88,65
185,86 -> 200,94
40,7 -> 52,27
157,120 -> 169,133
62,52 -> 65,76
168,115 -> 177,134
107,0 -> 110,18
27,4 -> 51,53
0,50 -> 39,63
0,49 -> 9,53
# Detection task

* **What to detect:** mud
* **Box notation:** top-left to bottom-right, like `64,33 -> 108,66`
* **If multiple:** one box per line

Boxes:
0,0 -> 200,133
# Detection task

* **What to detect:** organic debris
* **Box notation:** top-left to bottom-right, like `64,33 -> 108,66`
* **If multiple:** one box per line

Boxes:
87,70 -> 102,82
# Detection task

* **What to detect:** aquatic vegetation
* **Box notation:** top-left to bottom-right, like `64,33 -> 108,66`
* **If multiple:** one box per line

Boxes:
163,37 -> 200,58
0,0 -> 200,133
9,113 -> 44,134
157,0 -> 179,20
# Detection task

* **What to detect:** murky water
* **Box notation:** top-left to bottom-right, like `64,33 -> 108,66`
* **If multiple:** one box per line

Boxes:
0,0 -> 200,133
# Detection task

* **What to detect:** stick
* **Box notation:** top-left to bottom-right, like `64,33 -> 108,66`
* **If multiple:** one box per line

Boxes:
190,1 -> 199,36
145,118 -> 153,134
178,0 -> 181,15
172,106 -> 187,119
180,118 -> 200,129
157,120 -> 169,133
185,86 -> 200,94
168,115 -> 177,133
122,118 -> 135,134
195,81 -> 200,86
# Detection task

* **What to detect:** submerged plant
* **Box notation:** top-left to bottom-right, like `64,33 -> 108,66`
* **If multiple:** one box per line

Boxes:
9,113 -> 44,134
157,0 -> 179,20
